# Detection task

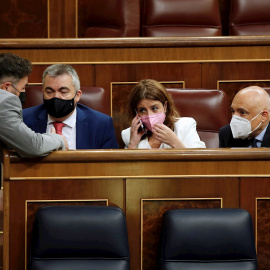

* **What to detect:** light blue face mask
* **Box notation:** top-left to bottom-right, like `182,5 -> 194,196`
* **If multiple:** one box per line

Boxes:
230,110 -> 263,139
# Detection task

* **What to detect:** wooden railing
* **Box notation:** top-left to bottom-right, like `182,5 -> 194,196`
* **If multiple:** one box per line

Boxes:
2,148 -> 270,270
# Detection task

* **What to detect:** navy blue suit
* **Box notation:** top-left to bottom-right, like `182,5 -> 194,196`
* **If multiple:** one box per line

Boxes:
23,103 -> 118,149
219,124 -> 270,148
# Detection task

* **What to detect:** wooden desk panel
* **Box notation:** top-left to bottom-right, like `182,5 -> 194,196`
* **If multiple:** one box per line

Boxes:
3,148 -> 270,270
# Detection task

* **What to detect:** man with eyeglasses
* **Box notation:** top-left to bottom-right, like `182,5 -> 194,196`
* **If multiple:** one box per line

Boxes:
0,53 -> 68,159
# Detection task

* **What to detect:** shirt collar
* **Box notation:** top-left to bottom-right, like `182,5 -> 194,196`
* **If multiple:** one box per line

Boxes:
255,123 -> 269,142
47,107 -> 77,128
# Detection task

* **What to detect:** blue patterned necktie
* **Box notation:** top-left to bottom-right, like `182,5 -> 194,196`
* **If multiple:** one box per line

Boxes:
251,138 -> 259,148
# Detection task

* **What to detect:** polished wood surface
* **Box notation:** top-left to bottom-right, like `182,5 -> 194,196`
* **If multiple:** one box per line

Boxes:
2,148 -> 270,270
1,37 -> 270,137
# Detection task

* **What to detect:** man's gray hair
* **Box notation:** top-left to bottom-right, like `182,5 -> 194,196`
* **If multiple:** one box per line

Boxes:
42,64 -> 80,91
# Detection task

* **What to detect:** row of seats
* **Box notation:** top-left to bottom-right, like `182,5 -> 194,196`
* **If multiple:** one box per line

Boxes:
80,0 -> 270,37
29,206 -> 257,270
23,86 -> 230,148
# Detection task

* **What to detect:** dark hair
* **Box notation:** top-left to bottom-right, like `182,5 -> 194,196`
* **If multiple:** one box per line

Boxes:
0,53 -> 32,85
128,79 -> 180,130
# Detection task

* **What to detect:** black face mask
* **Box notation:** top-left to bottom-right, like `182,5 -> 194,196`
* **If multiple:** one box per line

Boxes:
11,84 -> 26,105
43,97 -> 75,118
19,91 -> 26,104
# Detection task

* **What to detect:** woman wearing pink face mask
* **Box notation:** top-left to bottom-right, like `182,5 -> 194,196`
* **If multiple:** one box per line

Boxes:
121,79 -> 206,149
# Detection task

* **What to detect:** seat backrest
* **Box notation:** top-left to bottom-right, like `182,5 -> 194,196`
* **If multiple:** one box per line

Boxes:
30,206 -> 130,270
230,0 -> 270,35
167,89 -> 229,148
141,0 -> 222,37
78,0 -> 126,37
161,208 -> 257,270
23,85 -> 109,115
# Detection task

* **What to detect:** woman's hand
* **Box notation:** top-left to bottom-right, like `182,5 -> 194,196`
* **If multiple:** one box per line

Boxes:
128,115 -> 147,149
153,124 -> 185,148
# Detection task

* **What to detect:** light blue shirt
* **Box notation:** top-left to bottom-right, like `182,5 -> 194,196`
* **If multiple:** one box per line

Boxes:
254,124 -> 269,147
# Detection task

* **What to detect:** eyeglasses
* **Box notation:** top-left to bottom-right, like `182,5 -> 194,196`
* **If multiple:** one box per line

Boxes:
11,84 -> 21,94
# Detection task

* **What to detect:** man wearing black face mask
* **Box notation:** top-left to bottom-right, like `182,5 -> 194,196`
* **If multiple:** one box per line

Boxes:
23,64 -> 118,150
0,53 -> 68,159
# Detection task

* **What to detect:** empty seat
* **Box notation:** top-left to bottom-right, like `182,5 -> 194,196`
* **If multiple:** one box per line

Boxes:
23,85 -> 109,115
141,0 -> 222,37
230,0 -> 270,35
29,205 -> 130,270
161,208 -> 258,270
78,0 -> 126,37
167,89 -> 230,148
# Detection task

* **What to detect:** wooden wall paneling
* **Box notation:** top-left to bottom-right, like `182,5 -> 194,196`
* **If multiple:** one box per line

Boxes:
218,80 -> 270,107
202,62 -> 270,105
95,63 -> 201,91
240,178 -> 270,270
5,148 -> 270,270
141,198 -> 222,270
71,64 -> 94,87
30,64 -> 94,86
0,0 -> 47,38
8,178 -> 125,270
29,65 -> 50,83
126,177 -> 239,270
49,0 -> 76,38
256,198 -> 270,270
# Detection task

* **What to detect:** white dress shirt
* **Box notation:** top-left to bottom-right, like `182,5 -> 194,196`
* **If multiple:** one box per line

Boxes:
121,117 -> 206,149
46,108 -> 77,150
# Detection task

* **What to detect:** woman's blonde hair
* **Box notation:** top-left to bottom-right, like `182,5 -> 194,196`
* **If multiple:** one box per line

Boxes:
128,79 -> 180,130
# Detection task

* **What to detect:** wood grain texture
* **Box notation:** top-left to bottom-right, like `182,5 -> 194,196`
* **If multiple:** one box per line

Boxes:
202,62 -> 270,105
0,1 -> 47,38
49,0 -> 76,38
8,178 -> 124,270
6,148 -> 270,270
241,178 -> 270,270
257,199 -> 270,270
141,199 -> 222,270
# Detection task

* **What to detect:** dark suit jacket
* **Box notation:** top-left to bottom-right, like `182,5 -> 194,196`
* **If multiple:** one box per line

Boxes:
219,124 -> 270,148
23,103 -> 118,149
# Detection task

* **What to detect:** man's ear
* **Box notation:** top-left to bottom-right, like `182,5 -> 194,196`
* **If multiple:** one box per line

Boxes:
75,89 -> 82,103
261,110 -> 269,122
1,82 -> 11,91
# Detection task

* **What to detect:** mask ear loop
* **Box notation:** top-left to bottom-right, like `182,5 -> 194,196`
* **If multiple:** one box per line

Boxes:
247,110 -> 263,135
247,121 -> 263,135
250,110 -> 263,122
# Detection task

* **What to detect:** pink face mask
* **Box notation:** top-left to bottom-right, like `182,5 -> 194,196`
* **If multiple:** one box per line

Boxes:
141,112 -> 166,132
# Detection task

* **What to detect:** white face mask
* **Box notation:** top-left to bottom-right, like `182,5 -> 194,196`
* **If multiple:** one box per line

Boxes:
230,111 -> 263,139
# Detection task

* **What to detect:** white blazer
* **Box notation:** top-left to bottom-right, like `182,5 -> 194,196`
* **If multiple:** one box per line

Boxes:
121,117 -> 206,149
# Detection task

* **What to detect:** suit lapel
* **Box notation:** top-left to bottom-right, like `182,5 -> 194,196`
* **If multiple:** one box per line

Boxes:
36,106 -> 48,133
76,107 -> 89,149
261,124 -> 270,147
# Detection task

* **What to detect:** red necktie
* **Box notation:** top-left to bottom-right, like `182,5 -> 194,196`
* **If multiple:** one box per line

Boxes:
52,122 -> 66,135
